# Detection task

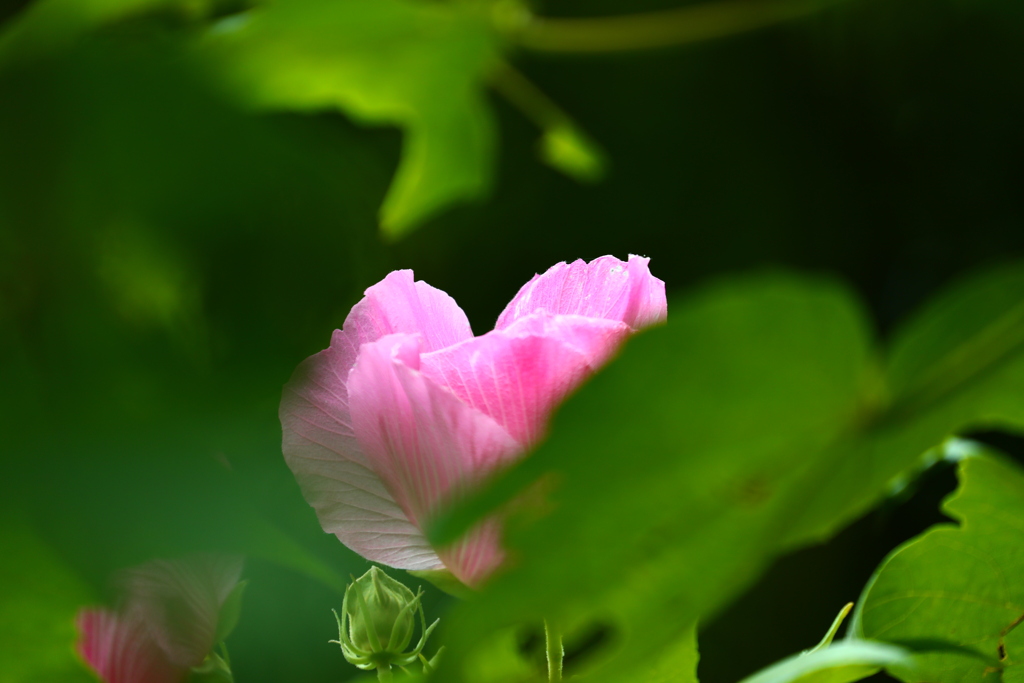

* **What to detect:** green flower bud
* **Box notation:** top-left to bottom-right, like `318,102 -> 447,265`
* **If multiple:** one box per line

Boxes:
346,567 -> 417,654
330,566 -> 440,675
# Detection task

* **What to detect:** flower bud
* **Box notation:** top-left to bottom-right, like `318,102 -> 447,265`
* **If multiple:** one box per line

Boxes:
345,567 -> 417,654
331,566 -> 440,675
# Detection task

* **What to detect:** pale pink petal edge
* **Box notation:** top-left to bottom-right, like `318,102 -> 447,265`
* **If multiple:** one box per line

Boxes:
280,342 -> 443,571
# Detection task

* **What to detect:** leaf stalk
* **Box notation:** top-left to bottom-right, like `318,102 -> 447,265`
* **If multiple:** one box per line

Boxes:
514,0 -> 844,54
544,620 -> 563,682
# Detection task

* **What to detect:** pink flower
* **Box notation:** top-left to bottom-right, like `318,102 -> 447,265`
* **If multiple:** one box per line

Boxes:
76,556 -> 243,683
280,256 -> 667,586
76,609 -> 185,683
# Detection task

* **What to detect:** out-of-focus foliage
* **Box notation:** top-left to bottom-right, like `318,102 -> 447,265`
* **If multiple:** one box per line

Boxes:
432,273 -> 874,682
1,0 -> 1023,680
0,0 -> 854,236
884,263 -> 1024,422
854,453 -> 1024,682
460,628 -> 537,683
0,22 -> 397,682
0,0 -> 506,235
539,123 -> 605,183
0,512 -> 94,683
198,0 -> 501,236
432,263 -> 1024,682
637,625 -> 700,683
0,0 -> 199,60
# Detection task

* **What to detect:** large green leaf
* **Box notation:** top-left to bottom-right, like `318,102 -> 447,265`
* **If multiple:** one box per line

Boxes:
461,628 -> 537,683
783,262 -> 1024,548
0,511 -> 94,683
432,273 -> 878,682
429,264 -> 1024,682
198,0 -> 500,237
853,454 -> 1024,682
632,624 -> 699,683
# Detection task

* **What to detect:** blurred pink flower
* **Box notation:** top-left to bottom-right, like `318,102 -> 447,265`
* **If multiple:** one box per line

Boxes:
76,555 -> 242,683
76,609 -> 184,683
280,256 -> 667,586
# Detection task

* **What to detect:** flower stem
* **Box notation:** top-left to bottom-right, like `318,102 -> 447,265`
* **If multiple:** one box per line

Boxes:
377,664 -> 393,682
544,620 -> 563,682
515,0 -> 844,54
490,63 -> 571,132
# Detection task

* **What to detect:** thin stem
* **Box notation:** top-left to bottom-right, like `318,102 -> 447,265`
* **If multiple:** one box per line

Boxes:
377,664 -> 393,682
515,0 -> 845,54
489,63 -> 571,132
544,620 -> 563,682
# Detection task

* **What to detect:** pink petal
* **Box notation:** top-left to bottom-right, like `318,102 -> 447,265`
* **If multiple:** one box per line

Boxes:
343,270 -> 474,352
348,334 -> 522,585
495,255 -> 668,331
76,609 -> 184,683
420,313 -> 631,445
117,556 -> 242,668
280,269 -> 472,570
437,518 -> 507,588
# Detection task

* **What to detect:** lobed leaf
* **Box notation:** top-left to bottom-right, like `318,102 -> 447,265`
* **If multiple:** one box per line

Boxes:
853,454 -> 1024,682
430,263 -> 1024,682
432,272 -> 877,681
198,0 -> 501,236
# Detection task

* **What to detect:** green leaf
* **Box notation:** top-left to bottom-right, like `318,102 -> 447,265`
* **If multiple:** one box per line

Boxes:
737,641 -> 909,683
853,454 -> 1024,682
885,262 -> 1024,406
461,628 -> 537,683
0,0 -> 209,64
430,264 -> 1024,682
432,272 -> 878,682
0,510 -> 94,683
631,623 -> 699,683
1004,624 -> 1024,683
784,261 -> 1024,547
539,123 -> 606,183
199,0 -> 501,236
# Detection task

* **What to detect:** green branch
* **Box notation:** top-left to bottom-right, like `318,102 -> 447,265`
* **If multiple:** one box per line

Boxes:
490,63 -> 572,132
514,0 -> 842,54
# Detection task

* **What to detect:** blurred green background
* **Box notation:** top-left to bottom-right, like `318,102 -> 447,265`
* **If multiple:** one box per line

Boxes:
1,0 -> 1022,681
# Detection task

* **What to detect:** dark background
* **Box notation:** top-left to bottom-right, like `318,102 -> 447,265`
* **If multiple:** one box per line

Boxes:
1,0 -> 1022,680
